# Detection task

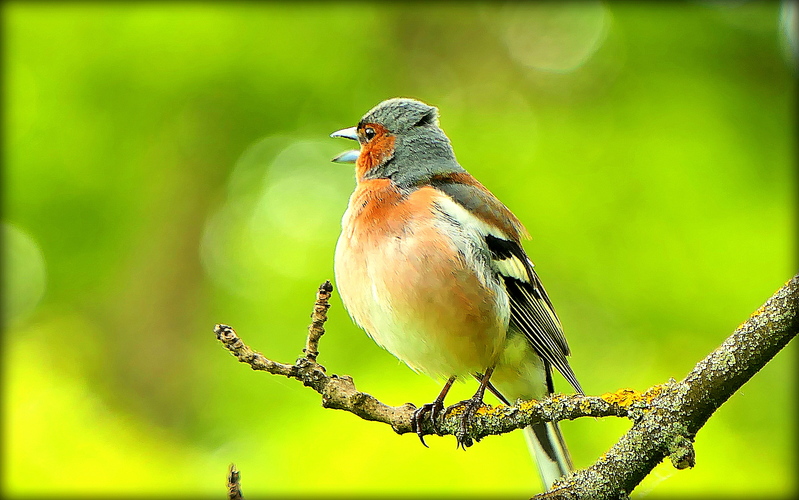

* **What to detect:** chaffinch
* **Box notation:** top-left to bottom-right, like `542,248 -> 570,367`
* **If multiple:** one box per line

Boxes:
330,98 -> 582,490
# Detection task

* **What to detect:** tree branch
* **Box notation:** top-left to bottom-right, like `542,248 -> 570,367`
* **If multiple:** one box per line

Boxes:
215,274 -> 798,498
541,274 -> 799,499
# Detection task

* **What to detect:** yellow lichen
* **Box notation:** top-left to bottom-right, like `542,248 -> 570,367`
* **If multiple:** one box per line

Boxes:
642,384 -> 666,403
447,405 -> 466,417
601,388 -> 640,406
475,405 -> 494,416
600,385 -> 666,407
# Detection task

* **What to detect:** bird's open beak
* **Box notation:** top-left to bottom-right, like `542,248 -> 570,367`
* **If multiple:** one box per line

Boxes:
330,126 -> 360,163
331,150 -> 360,163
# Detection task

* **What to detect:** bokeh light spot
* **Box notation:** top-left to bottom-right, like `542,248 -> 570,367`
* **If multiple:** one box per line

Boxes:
200,137 -> 352,298
2,223 -> 47,326
500,1 -> 610,73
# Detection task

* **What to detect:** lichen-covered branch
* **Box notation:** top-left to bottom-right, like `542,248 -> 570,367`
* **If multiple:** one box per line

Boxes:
215,274 -> 798,499
540,274 -> 799,500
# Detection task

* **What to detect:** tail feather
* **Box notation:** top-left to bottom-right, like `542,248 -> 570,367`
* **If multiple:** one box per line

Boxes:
490,338 -> 579,492
525,421 -> 573,490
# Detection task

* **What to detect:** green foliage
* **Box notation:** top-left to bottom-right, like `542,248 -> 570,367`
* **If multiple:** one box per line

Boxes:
3,1 -> 795,497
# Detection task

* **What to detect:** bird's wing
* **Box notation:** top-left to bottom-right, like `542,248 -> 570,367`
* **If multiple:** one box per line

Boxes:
430,173 -> 583,394
485,235 -> 582,394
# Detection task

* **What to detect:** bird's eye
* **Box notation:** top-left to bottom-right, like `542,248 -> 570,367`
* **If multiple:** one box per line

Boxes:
363,127 -> 376,142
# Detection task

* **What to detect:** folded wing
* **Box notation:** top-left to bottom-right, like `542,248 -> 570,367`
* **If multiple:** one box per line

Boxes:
430,174 -> 583,394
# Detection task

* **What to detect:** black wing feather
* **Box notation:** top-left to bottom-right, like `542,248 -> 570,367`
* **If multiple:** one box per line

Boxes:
486,235 -> 583,394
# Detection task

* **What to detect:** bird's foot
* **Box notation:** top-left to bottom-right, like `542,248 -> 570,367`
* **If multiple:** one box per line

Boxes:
447,395 -> 486,449
411,399 -> 446,447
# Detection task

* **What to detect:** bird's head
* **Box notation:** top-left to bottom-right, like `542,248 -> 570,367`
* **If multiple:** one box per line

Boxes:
331,98 -> 463,186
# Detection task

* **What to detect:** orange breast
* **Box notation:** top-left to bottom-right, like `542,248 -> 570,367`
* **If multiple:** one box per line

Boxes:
334,180 -> 507,378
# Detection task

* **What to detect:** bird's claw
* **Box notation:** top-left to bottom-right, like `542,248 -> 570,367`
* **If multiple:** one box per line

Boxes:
411,399 -> 446,447
447,396 -> 485,449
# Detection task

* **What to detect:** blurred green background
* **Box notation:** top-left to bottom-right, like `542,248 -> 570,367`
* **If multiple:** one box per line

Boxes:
2,1 -> 796,498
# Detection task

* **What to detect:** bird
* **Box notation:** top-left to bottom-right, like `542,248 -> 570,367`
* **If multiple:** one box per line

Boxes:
330,97 -> 583,491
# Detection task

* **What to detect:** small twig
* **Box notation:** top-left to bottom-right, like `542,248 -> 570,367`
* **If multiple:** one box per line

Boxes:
304,280 -> 333,361
227,463 -> 243,500
215,323 -> 295,377
215,281 -> 418,433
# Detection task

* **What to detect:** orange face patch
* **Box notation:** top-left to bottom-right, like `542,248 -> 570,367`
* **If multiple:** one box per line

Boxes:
355,123 -> 395,180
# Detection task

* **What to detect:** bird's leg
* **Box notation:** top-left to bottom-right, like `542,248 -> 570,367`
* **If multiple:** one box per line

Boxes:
450,367 -> 495,449
476,375 -> 511,406
412,376 -> 456,447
